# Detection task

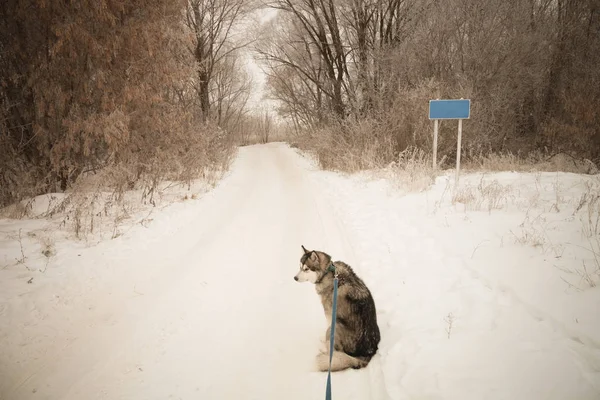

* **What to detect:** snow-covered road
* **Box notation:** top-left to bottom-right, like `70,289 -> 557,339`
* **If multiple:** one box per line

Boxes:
1,143 -> 388,400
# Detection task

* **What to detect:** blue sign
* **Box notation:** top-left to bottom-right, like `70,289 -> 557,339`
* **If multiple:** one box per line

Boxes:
429,99 -> 471,120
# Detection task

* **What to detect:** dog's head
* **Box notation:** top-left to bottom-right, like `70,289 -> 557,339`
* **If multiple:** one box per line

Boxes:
294,245 -> 325,283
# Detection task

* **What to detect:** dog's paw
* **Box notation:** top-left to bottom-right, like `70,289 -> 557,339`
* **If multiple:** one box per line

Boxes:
315,353 -> 330,372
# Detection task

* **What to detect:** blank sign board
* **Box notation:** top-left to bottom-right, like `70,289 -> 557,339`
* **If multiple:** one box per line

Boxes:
429,99 -> 471,120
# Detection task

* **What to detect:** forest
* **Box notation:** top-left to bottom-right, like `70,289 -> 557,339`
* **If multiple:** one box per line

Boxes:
1,0 -> 599,207
258,0 -> 600,171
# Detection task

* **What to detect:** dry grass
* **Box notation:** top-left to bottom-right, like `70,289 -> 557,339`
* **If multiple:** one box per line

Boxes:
387,148 -> 439,192
239,131 -> 289,146
0,121 -> 235,240
444,312 -> 456,339
15,229 -> 26,265
463,151 -> 598,174
295,118 -> 396,172
292,104 -> 598,197
294,119 -> 440,191
559,237 -> 600,291
0,194 -> 66,220
510,226 -> 547,248
576,182 -> 600,238
452,177 -> 513,213
288,79 -> 598,190
507,177 -> 600,268
37,233 -> 56,259
353,147 -> 441,193
27,230 -> 56,272
554,181 -> 600,291
294,118 -> 441,192
571,181 -> 600,289
1,202 -> 30,220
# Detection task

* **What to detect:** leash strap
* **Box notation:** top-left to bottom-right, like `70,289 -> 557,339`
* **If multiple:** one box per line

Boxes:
325,270 -> 339,400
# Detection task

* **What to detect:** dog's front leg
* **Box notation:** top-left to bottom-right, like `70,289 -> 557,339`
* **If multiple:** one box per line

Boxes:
319,327 -> 330,354
319,338 -> 328,354
321,326 -> 344,353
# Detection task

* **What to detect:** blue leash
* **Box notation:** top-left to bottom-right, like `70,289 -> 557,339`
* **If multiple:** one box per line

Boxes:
325,263 -> 338,400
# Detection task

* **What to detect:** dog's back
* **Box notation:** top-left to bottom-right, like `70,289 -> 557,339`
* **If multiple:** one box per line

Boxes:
319,261 -> 380,363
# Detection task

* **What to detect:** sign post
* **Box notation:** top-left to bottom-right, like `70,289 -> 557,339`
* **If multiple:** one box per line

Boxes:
433,119 -> 439,169
428,99 -> 471,184
456,119 -> 463,184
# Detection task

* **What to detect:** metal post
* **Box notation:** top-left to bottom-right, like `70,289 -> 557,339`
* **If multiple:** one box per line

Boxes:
433,119 -> 438,169
455,119 -> 462,185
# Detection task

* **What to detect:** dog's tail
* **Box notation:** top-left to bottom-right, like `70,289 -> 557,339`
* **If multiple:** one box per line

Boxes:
317,351 -> 372,372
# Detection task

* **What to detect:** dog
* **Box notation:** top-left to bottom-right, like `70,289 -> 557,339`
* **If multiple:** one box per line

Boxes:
294,245 -> 380,372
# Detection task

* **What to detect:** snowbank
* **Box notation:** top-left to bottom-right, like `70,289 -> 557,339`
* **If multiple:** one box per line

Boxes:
313,166 -> 600,399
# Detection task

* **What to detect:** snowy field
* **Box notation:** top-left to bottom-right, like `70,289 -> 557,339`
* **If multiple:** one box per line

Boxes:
1,142 -> 599,399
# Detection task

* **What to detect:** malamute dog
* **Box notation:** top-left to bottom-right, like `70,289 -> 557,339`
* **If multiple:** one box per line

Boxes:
294,245 -> 381,372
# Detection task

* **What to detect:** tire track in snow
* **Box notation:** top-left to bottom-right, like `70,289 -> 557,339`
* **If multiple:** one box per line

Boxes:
287,146 -> 390,400
299,161 -> 395,400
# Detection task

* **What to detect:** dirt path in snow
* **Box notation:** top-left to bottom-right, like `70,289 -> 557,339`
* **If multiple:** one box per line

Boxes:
3,143 -> 389,400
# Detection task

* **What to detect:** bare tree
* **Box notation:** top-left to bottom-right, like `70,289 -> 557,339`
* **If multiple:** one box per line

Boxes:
260,109 -> 273,143
185,0 -> 256,121
256,14 -> 325,126
212,52 -> 253,131
260,0 -> 353,119
259,0 -> 600,167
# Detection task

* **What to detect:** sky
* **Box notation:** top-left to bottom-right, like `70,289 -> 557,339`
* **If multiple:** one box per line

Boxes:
242,7 -> 280,114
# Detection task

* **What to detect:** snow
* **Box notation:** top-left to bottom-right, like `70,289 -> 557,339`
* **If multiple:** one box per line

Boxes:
1,142 -> 599,400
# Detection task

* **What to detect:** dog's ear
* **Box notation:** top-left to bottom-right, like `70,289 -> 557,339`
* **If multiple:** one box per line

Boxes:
309,251 -> 319,263
301,245 -> 310,254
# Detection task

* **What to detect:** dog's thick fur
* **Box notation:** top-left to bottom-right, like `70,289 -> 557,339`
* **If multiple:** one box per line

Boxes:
294,245 -> 381,372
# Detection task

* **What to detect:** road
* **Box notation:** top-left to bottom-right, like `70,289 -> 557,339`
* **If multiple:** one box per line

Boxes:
4,143 -> 389,400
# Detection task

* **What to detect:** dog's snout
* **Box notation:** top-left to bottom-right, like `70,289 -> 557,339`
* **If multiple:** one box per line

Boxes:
294,276 -> 298,281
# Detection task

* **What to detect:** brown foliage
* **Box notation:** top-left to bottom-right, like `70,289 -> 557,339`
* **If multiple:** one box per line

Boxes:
0,0 -> 236,208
